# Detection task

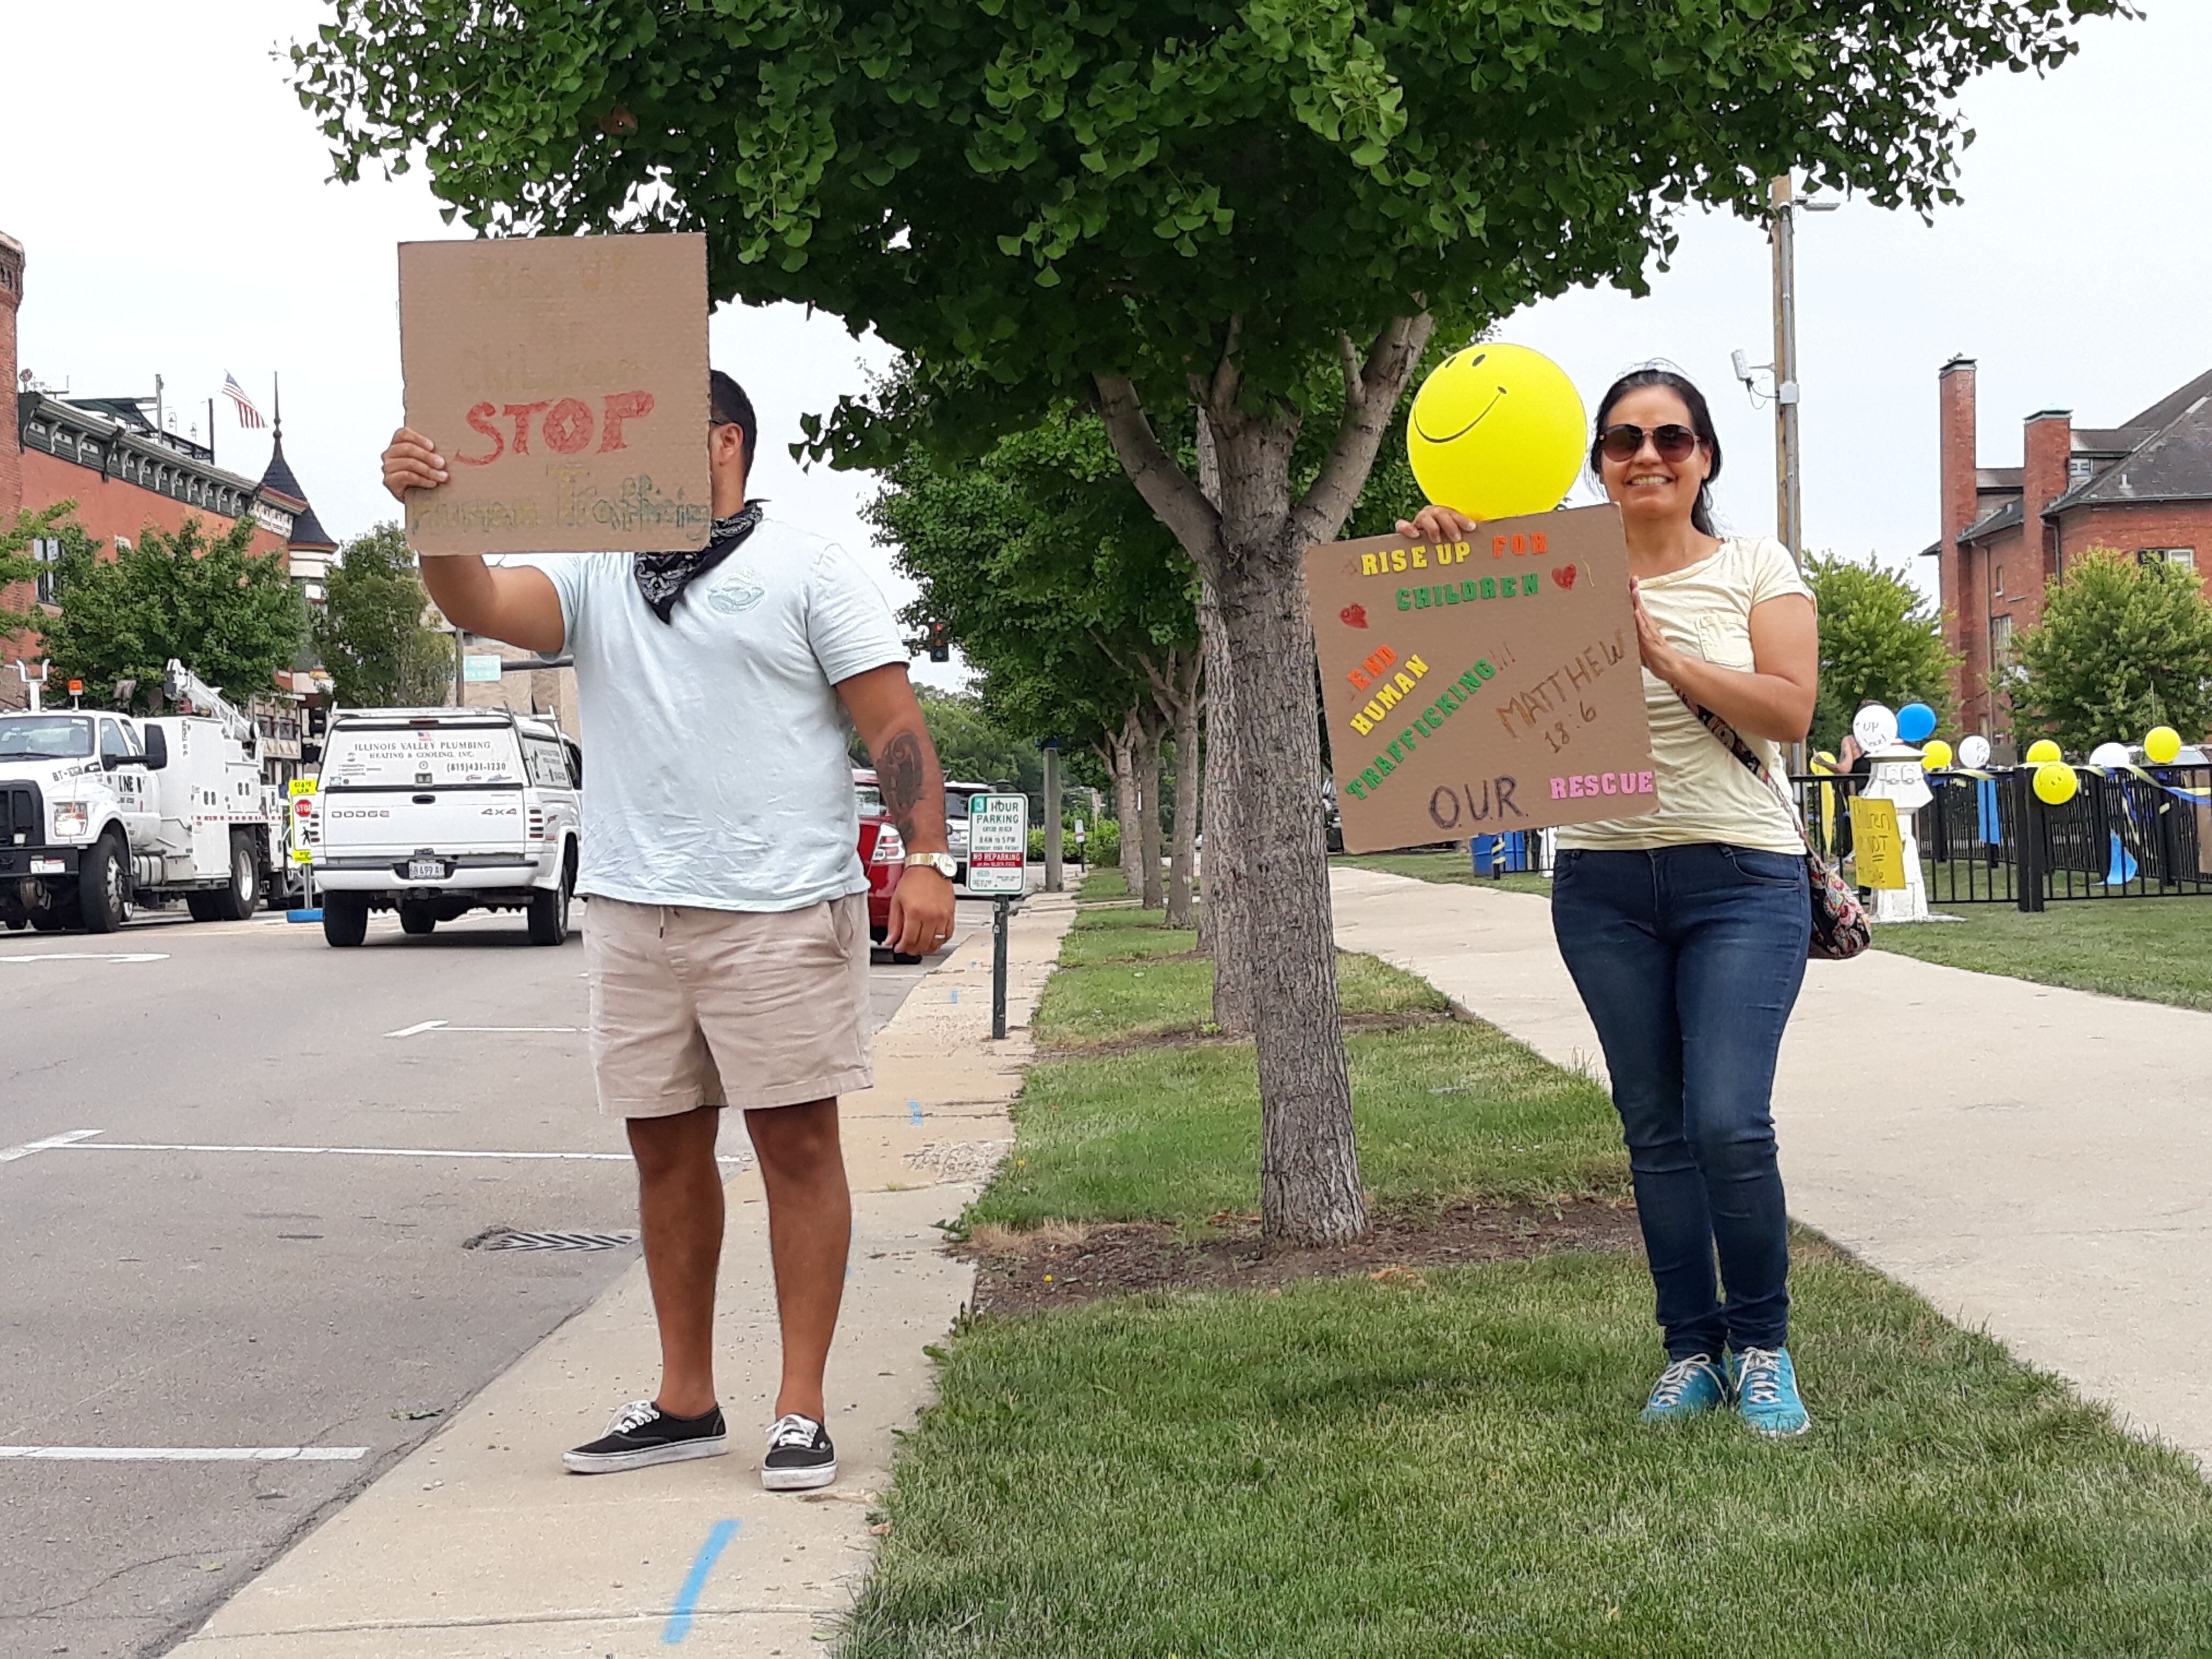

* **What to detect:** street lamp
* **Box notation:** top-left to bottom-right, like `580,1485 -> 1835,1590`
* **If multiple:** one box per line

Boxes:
1733,176 -> 1839,571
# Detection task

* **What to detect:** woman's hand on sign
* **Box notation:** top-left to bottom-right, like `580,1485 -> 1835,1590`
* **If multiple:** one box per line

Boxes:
382,428 -> 449,504
1395,504 -> 1479,544
1630,578 -> 1684,687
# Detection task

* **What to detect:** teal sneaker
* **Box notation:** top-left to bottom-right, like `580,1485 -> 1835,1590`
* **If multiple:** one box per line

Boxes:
1729,1346 -> 1810,1438
1639,1354 -> 1730,1423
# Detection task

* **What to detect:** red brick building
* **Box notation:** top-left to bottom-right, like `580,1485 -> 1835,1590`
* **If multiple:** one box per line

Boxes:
2,228 -> 340,711
1934,356 -> 2212,737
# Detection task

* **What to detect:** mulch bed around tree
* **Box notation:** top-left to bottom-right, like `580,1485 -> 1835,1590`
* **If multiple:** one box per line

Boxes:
961,1199 -> 1642,1315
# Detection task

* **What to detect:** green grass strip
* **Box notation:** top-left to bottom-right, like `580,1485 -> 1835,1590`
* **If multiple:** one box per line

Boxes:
845,1250 -> 2212,1657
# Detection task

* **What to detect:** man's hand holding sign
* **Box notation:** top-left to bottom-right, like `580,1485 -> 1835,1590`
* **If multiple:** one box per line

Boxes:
383,230 -> 956,1492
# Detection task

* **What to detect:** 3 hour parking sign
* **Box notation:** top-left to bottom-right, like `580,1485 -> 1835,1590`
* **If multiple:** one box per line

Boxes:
966,794 -> 1028,896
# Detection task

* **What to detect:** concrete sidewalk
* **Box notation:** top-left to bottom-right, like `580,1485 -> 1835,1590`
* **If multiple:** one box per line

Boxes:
1331,865 -> 2212,1470
181,892 -> 1075,1657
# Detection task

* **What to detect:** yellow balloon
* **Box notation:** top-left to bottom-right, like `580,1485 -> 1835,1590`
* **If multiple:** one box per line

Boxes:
1407,342 -> 1587,521
1921,740 -> 1953,771
2033,761 -> 2079,805
2024,739 -> 2062,765
2145,725 -> 2183,765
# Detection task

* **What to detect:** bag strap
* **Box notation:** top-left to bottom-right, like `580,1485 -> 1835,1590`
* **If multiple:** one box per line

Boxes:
1676,692 -> 1812,849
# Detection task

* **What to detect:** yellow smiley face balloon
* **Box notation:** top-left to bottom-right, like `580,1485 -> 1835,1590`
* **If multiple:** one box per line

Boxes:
1407,342 -> 1587,521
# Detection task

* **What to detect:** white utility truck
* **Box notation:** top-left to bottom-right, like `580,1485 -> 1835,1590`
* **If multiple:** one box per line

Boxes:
306,707 -> 580,947
0,661 -> 282,932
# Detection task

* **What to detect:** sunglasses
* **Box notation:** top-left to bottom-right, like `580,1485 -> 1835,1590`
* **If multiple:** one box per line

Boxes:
1599,422 -> 1701,463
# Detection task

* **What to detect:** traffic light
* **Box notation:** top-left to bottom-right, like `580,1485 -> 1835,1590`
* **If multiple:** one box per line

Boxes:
926,619 -> 951,663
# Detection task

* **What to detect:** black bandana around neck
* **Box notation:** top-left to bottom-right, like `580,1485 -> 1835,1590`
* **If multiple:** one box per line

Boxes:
633,502 -> 766,624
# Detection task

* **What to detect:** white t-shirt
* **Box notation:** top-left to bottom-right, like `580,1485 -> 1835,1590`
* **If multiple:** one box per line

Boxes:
1558,535 -> 1812,856
520,517 -> 907,910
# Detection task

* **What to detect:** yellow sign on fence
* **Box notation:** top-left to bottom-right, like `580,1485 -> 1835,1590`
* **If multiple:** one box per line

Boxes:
1847,796 -> 1906,890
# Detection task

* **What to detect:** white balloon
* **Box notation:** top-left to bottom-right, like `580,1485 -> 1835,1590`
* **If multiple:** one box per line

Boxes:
1852,704 -> 1899,753
1959,735 -> 1992,769
2089,741 -> 2132,769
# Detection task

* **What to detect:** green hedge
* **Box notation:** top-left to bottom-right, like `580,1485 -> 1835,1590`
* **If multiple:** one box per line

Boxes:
1026,820 -> 1122,865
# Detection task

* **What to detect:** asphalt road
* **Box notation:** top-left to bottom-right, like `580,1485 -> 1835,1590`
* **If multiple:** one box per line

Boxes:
0,892 -> 999,1658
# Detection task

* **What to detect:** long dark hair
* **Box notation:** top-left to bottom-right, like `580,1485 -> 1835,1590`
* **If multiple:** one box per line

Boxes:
1589,368 -> 1722,537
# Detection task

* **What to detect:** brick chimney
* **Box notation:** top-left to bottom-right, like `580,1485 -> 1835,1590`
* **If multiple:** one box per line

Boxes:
2022,407 -> 2073,618
0,230 -> 23,523
1938,357 -> 1981,725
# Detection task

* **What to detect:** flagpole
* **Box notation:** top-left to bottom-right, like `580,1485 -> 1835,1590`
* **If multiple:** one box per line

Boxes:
208,397 -> 216,464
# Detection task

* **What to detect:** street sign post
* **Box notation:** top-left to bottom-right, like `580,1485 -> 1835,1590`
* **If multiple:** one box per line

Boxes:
967,793 -> 1028,1038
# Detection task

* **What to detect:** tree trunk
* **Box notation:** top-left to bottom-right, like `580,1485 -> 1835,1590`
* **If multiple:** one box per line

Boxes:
1094,315 -> 1430,1244
1137,719 -> 1166,911
1197,579 -> 1252,1031
1193,413 -> 1253,1033
1165,665 -> 1201,929
1042,741 -> 1063,893
1112,715 -> 1143,896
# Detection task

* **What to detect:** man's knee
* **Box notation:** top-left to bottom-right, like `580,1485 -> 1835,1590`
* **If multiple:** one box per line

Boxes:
627,1105 -> 721,1181
746,1098 -> 841,1177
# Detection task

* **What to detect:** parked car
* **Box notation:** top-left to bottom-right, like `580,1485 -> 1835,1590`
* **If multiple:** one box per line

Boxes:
309,707 -> 581,947
941,778 -> 1000,886
851,767 -> 916,961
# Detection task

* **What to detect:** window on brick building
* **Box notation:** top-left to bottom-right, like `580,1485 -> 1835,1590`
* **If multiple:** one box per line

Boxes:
1989,613 -> 2015,672
2138,548 -> 2196,570
2068,457 -> 2093,483
1994,563 -> 2004,596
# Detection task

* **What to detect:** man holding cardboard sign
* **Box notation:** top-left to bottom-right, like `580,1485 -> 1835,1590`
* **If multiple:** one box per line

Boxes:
383,349 -> 955,1492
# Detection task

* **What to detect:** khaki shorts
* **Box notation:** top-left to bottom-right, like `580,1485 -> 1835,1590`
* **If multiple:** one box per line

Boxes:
585,894 -> 873,1118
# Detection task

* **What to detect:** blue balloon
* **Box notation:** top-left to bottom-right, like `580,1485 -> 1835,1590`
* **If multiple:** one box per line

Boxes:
1897,702 -> 1937,743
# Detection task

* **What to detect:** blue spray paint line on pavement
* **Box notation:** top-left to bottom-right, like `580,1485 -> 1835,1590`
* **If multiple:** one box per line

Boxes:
908,1100 -> 923,1125
950,988 -> 960,1004
662,1518 -> 739,1645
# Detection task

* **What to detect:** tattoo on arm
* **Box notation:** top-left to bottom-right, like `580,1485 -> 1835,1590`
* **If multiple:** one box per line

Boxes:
877,728 -> 942,847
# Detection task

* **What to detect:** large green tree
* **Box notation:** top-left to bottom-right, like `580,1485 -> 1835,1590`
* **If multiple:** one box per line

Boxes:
2,504 -> 93,646
296,0 -> 2126,1242
316,522 -> 457,707
869,403 -> 1202,916
1806,552 -> 1961,753
40,516 -> 307,712
2011,547 -> 2212,752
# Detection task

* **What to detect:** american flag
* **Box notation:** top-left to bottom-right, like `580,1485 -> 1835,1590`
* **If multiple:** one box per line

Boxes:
222,373 -> 267,430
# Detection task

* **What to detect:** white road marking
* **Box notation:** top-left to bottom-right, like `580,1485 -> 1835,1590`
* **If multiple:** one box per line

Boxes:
0,1445 -> 370,1463
45,1138 -> 750,1165
383,1021 -> 583,1037
0,1129 -> 103,1164
0,952 -> 169,964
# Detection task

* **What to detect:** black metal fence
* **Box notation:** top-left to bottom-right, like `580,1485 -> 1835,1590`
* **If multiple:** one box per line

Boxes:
1458,766 -> 2212,910
1793,765 -> 2212,910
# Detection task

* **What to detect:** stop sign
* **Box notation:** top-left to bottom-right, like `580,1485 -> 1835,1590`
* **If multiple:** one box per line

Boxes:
295,799 -> 314,820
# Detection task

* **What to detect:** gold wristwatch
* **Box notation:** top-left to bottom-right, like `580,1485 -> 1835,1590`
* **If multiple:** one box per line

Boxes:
904,851 -> 958,878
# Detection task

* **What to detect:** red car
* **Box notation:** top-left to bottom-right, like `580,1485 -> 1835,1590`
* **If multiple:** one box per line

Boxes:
851,768 -> 916,960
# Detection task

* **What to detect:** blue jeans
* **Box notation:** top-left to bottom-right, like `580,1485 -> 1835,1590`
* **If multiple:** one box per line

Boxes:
1551,845 -> 1807,1358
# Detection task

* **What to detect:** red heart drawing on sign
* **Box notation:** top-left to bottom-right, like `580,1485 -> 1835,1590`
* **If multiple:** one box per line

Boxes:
1551,564 -> 1578,590
1340,603 -> 1368,629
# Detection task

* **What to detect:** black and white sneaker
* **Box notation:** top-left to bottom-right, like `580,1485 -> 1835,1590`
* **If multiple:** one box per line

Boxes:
761,1413 -> 837,1491
563,1400 -> 729,1475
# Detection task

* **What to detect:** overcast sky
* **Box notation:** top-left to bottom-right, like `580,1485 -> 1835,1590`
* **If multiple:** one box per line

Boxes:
8,1 -> 2204,686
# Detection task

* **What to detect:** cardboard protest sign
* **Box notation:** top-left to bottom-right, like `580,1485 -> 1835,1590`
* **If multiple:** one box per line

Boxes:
399,233 -> 712,556
1304,503 -> 1656,854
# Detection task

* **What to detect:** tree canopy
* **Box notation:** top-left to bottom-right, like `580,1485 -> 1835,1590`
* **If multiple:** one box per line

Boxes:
1805,552 -> 1961,752
40,516 -> 307,712
2010,547 -> 2212,751
316,522 -> 457,707
297,0 -> 2123,453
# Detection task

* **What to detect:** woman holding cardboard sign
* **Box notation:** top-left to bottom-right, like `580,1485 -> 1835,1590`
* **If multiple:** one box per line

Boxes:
1401,368 -> 1819,1438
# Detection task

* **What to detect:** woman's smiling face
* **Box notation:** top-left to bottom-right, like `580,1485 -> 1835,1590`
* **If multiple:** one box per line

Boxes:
1598,385 -> 1712,527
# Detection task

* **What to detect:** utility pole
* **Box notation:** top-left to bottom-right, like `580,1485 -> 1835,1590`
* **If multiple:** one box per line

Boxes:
1768,175 -> 1803,569
1041,739 -> 1063,893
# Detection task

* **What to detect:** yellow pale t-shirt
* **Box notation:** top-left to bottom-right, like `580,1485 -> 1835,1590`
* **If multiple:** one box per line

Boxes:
1558,535 -> 1811,856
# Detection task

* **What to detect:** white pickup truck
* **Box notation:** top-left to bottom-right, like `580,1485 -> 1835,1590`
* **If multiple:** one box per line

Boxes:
1,701 -> 278,933
306,707 -> 580,947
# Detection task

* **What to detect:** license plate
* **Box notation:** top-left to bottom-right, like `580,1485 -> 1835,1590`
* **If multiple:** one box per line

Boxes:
407,859 -> 444,881
30,857 -> 64,874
